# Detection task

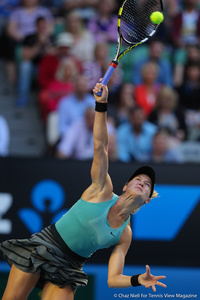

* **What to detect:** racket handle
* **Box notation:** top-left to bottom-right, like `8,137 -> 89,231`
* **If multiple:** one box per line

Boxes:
96,62 -> 118,96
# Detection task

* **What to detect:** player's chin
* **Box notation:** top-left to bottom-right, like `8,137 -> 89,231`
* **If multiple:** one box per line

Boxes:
133,189 -> 144,198
133,189 -> 147,202
134,186 -> 143,193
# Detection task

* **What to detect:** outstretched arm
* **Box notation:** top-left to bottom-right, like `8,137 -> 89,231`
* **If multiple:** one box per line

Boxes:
108,226 -> 133,288
91,82 -> 109,189
108,226 -> 167,291
81,82 -> 113,201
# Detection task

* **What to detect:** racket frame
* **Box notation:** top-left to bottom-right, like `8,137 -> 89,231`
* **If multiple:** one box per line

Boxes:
96,0 -> 164,96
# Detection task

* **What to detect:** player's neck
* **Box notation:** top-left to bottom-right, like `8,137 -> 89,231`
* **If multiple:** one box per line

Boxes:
115,192 -> 144,219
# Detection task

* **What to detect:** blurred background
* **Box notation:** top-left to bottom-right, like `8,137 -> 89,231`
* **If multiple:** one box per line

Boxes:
0,0 -> 200,298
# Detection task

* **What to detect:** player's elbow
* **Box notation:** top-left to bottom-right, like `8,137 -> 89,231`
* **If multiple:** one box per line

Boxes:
107,277 -> 116,288
94,142 -> 108,154
107,279 -> 113,288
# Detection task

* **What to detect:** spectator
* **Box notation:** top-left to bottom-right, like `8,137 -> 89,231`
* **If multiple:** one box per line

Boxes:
4,0 -> 53,85
110,82 -> 135,127
63,0 -> 99,21
171,0 -> 200,71
176,61 -> 200,111
176,62 -> 200,139
148,129 -> 184,163
65,10 -> 95,62
87,0 -> 118,44
39,57 -> 78,122
117,106 -> 157,162
57,107 -> 95,160
57,107 -> 117,160
16,16 -> 55,106
172,0 -> 200,48
163,0 -> 181,18
0,0 -> 19,58
83,42 -> 122,94
173,44 -> 200,87
58,75 -> 94,137
162,0 -> 181,42
0,115 -> 10,156
38,32 -> 82,89
46,75 -> 92,152
132,39 -> 173,87
134,61 -> 161,117
148,86 -> 187,141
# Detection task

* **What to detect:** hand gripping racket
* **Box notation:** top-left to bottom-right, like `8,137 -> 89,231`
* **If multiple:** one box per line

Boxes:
96,0 -> 164,96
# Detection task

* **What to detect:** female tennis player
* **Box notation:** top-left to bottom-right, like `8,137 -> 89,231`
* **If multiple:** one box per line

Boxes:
0,81 -> 166,300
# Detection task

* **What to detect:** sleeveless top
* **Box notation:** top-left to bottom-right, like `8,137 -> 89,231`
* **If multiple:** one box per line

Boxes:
55,193 -> 130,258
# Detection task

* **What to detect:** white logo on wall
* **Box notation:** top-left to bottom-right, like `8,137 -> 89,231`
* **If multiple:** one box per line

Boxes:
0,193 -> 13,234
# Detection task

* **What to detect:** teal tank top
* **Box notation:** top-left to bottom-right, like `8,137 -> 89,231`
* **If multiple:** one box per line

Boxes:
55,193 -> 130,258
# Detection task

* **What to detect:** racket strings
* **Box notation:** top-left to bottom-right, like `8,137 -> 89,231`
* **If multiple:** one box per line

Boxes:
120,0 -> 162,44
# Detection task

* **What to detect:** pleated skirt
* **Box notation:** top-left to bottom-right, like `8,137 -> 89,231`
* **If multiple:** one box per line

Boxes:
0,224 -> 88,291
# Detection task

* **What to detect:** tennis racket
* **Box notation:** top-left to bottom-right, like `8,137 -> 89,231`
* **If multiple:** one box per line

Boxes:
96,0 -> 164,96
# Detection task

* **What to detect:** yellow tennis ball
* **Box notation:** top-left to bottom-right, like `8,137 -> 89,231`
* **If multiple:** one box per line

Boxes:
150,11 -> 164,24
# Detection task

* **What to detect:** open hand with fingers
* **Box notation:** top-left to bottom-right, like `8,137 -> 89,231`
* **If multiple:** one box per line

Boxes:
138,265 -> 167,292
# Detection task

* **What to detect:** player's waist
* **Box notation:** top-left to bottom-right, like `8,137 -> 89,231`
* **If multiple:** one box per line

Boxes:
50,223 -> 87,264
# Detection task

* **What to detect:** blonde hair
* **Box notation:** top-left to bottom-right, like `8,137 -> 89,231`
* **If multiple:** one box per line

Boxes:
151,189 -> 158,199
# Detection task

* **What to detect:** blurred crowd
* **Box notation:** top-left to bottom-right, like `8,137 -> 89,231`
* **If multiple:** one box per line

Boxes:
1,0 -> 200,163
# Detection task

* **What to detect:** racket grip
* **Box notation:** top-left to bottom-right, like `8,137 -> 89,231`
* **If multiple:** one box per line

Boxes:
96,62 -> 117,96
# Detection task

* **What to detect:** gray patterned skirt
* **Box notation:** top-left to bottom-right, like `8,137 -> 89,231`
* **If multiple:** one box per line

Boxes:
0,224 -> 88,291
